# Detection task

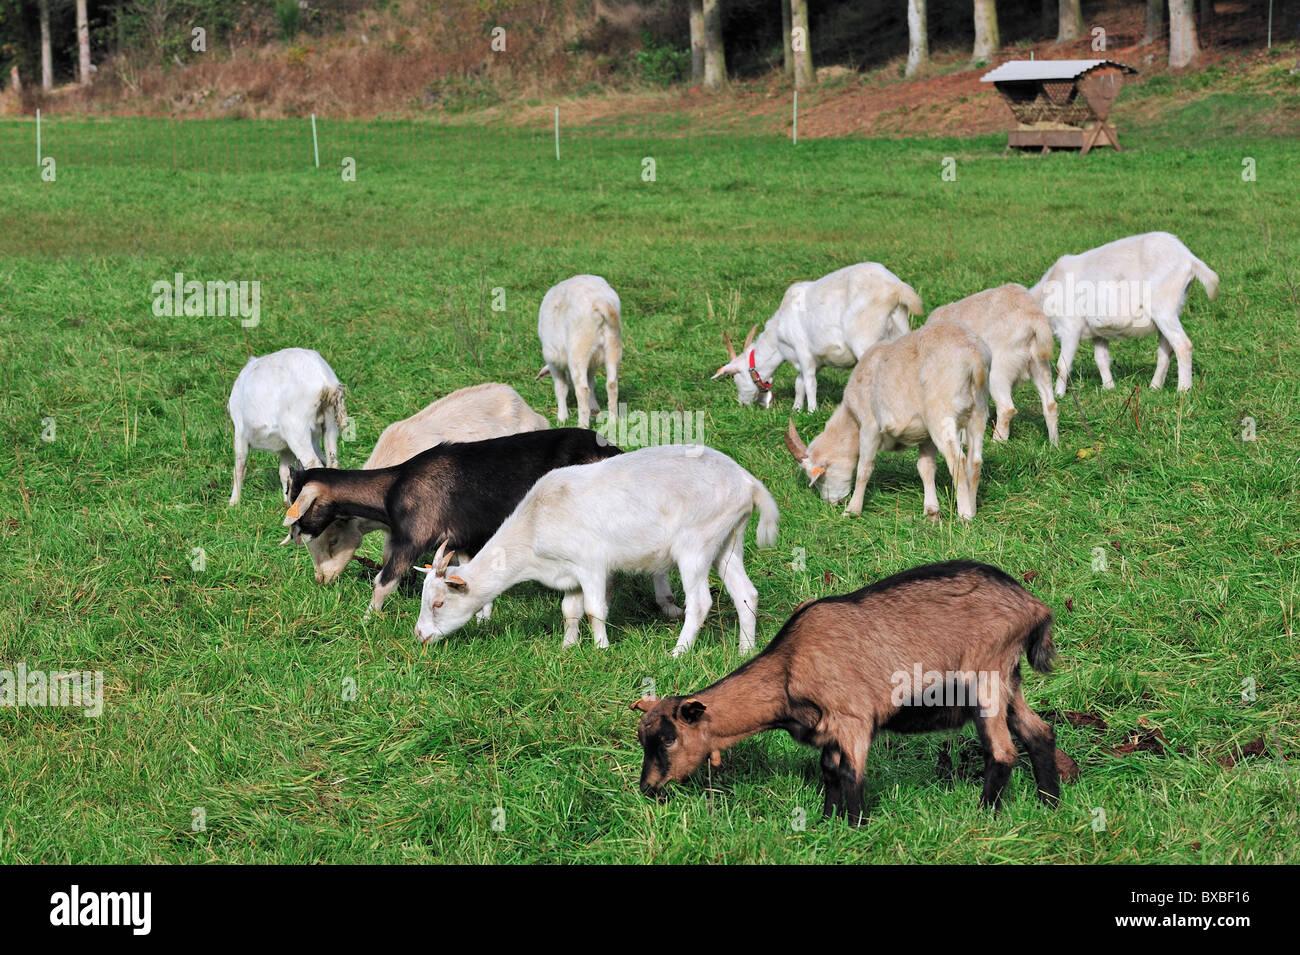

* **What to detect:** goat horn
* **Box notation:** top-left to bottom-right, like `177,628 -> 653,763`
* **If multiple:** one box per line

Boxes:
742,323 -> 758,352
278,532 -> 293,546
433,540 -> 456,576
722,330 -> 737,360
629,698 -> 656,712
784,419 -> 808,461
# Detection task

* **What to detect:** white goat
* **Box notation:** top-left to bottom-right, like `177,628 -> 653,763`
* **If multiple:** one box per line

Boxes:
1028,231 -> 1219,395
413,445 -> 779,657
302,383 -> 549,587
926,284 -> 1059,446
228,347 -> 346,506
711,262 -> 922,412
784,322 -> 991,521
537,274 -> 623,429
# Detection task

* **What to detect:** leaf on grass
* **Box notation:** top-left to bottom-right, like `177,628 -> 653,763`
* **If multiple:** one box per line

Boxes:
1217,736 -> 1268,769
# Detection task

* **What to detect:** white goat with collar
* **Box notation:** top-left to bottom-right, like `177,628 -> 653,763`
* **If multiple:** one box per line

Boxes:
711,262 -> 922,412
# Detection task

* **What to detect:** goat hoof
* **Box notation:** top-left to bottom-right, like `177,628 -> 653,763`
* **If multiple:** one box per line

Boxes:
924,508 -> 941,522
661,605 -> 685,620
670,645 -> 689,658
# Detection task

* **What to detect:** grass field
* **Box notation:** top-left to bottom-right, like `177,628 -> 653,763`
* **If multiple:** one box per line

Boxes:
1,117 -> 1297,863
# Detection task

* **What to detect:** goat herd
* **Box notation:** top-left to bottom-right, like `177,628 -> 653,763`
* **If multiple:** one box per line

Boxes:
225,230 -> 1218,822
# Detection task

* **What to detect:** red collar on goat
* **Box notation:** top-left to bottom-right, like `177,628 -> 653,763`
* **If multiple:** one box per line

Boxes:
748,350 -> 772,392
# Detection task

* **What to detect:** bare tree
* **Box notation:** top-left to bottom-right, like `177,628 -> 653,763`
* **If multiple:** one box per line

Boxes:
791,0 -> 813,88
972,0 -> 999,64
781,0 -> 793,79
76,0 -> 91,85
702,0 -> 726,89
1057,0 -> 1083,43
906,0 -> 930,78
39,0 -> 53,90
1168,0 -> 1199,68
689,0 -> 705,83
1143,0 -> 1163,47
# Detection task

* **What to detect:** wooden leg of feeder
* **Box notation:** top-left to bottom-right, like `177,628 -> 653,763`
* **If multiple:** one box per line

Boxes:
1081,124 -> 1103,156
1103,124 -> 1122,152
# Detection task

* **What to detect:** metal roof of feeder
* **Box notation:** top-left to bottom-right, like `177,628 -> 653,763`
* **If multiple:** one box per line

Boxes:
980,60 -> 1138,83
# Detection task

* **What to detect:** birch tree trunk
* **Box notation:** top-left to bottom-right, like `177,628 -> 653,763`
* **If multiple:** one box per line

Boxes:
76,0 -> 91,85
1057,0 -> 1083,43
972,0 -> 999,64
39,0 -> 53,91
791,0 -> 813,89
702,0 -> 727,89
906,0 -> 930,78
689,0 -> 705,84
1168,0 -> 1200,68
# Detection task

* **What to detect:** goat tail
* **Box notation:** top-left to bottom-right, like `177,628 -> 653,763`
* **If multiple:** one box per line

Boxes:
1191,255 -> 1220,301
751,480 -> 780,548
326,383 -> 348,430
1024,611 -> 1057,675
898,284 -> 924,317
597,297 -> 622,330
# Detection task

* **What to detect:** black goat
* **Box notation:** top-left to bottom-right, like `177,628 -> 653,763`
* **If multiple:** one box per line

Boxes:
283,428 -> 621,614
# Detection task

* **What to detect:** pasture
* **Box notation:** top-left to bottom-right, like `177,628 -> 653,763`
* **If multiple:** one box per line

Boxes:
0,118 -> 1297,863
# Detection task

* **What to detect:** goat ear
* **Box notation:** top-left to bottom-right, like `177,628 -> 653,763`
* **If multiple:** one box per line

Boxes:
444,574 -> 467,590
709,750 -> 722,767
711,356 -> 744,380
629,698 -> 656,713
284,484 -> 319,525
535,365 -> 551,381
806,464 -> 825,486
412,563 -> 434,576
679,698 -> 708,723
279,532 -> 294,546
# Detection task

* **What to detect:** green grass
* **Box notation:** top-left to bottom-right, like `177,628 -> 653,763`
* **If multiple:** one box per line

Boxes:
0,118 -> 1297,863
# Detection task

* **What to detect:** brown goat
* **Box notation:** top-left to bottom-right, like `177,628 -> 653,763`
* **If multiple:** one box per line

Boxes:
632,560 -> 1074,823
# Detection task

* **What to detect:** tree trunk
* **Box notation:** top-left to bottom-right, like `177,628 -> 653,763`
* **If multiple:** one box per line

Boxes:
1168,0 -> 1199,68
1057,0 -> 1083,43
702,0 -> 726,89
972,0 -> 999,64
906,0 -> 930,78
39,0 -> 53,91
790,0 -> 812,89
781,0 -> 793,79
1143,0 -> 1163,47
689,0 -> 705,84
76,0 -> 91,85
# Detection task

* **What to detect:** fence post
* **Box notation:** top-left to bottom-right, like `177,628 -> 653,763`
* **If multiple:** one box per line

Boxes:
36,108 -> 41,166
311,113 -> 320,168
793,91 -> 798,145
554,106 -> 560,161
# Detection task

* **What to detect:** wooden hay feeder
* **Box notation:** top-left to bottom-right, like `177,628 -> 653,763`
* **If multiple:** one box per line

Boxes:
981,59 -> 1138,155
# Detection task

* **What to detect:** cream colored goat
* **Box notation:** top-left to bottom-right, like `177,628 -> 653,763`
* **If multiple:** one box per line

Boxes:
926,284 -> 1059,446
301,383 -> 548,588
537,274 -> 623,428
784,323 -> 991,521
1028,231 -> 1219,394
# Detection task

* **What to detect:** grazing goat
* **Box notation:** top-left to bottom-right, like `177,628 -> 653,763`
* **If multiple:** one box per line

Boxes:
1028,231 -> 1219,394
228,348 -> 347,506
301,383 -> 549,586
413,445 -> 779,657
632,560 -> 1071,822
784,322 -> 991,521
283,428 -> 619,616
537,274 -> 623,429
926,284 -> 1059,446
711,263 -> 922,412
